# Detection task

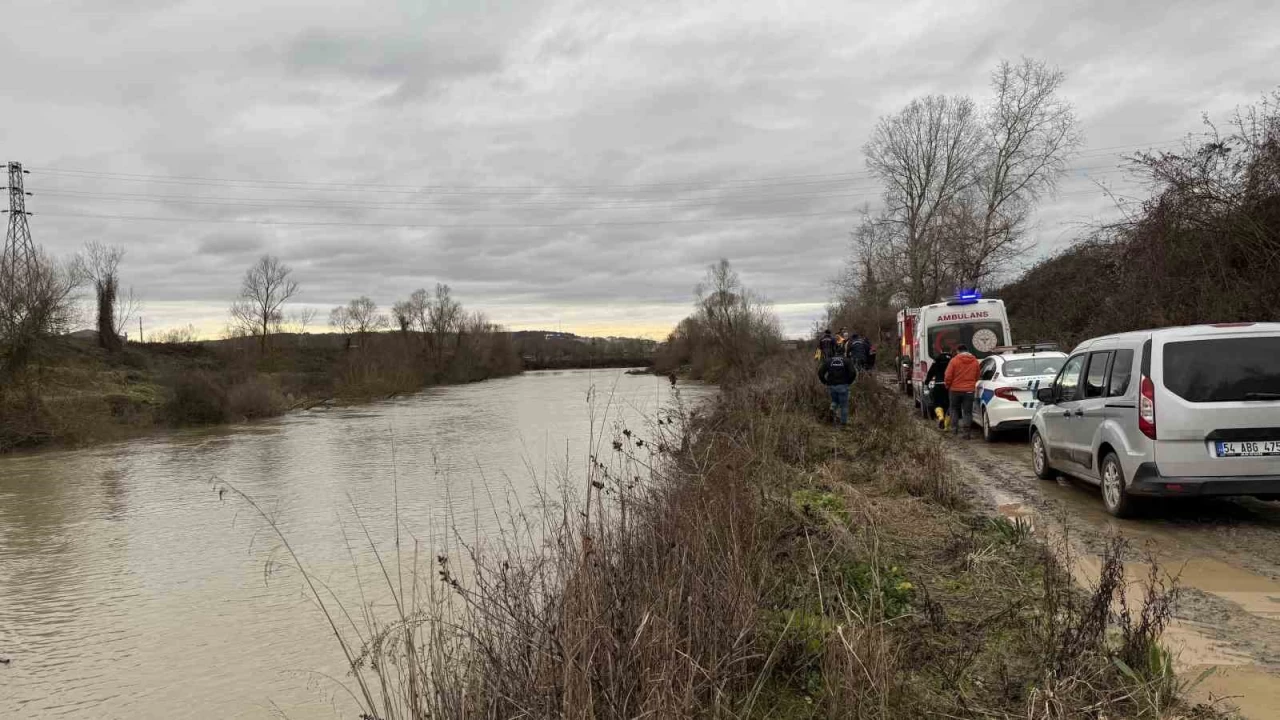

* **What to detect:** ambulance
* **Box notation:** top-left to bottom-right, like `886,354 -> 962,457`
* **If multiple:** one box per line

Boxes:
911,292 -> 1013,417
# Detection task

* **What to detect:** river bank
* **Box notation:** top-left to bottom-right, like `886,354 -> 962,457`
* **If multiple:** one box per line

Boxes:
329,352 -> 1225,718
0,330 -> 522,454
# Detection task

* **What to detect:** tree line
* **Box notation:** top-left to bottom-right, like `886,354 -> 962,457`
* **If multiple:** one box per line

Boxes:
827,61 -> 1278,350
998,91 -> 1280,347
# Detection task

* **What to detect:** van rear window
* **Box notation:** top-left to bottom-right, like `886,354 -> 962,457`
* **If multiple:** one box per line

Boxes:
1162,337 -> 1280,402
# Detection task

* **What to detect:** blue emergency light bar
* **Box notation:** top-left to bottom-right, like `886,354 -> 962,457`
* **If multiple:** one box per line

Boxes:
946,289 -> 983,305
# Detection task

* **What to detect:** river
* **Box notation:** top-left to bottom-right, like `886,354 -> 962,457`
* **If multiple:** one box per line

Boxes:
0,368 -> 709,719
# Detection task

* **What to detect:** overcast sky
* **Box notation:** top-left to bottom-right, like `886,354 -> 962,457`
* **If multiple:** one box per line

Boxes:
3,0 -> 1277,338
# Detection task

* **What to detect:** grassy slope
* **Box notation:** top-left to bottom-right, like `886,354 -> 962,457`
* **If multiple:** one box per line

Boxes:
293,352 -> 1222,719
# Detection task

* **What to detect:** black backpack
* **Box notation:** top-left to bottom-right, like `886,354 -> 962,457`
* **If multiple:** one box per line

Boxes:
827,354 -> 857,384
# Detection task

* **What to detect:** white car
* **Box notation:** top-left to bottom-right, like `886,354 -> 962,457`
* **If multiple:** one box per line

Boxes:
972,346 -> 1067,441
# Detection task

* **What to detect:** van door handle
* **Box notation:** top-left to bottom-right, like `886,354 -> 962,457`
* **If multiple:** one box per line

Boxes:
1062,410 -> 1072,418
1073,409 -> 1085,417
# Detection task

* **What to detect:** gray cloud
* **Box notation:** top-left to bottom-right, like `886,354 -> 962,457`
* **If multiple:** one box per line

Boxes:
3,0 -> 1278,337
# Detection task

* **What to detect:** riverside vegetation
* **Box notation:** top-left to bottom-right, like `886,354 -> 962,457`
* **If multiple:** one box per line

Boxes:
0,328 -> 521,453
237,261 -> 1219,719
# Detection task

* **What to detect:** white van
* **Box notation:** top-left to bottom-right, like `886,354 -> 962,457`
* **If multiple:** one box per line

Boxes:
1030,323 -> 1280,517
911,295 -> 1012,416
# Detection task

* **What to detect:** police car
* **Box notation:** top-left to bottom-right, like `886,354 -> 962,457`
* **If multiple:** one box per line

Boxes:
973,345 -> 1067,441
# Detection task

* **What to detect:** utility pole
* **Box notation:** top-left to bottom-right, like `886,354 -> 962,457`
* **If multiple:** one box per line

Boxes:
1,162 -> 37,297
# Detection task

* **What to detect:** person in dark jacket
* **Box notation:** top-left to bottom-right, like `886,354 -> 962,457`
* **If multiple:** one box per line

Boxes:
846,333 -> 871,370
924,352 -> 952,428
818,352 -> 857,425
817,329 -> 837,359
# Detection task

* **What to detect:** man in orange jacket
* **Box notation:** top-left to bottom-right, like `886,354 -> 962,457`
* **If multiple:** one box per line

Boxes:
943,343 -> 980,439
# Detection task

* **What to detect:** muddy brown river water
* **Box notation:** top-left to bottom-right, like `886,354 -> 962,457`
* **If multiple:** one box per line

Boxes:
0,369 -> 708,719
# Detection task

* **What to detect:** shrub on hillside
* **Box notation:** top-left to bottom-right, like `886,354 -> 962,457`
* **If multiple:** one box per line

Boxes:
226,377 -> 285,420
165,372 -> 228,425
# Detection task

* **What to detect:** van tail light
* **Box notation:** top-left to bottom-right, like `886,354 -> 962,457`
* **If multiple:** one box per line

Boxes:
994,387 -> 1020,402
1138,375 -> 1157,439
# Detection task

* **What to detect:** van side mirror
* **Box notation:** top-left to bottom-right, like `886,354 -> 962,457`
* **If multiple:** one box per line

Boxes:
1036,387 -> 1056,405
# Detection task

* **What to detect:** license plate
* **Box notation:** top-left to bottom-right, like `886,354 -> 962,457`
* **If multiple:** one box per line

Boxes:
1216,441 -> 1280,457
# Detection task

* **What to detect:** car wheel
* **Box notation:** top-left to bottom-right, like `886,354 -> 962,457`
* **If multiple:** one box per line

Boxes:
1100,452 -> 1138,518
1031,431 -> 1056,480
982,409 -> 997,442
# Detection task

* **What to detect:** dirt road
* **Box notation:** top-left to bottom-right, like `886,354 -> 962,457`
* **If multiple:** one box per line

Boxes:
925,409 -> 1280,718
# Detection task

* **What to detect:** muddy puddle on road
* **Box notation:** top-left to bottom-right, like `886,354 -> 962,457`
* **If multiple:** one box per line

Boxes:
950,435 -> 1280,718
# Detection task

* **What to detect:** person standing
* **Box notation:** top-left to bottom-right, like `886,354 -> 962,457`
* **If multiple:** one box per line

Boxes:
943,344 -> 980,439
846,332 -> 871,371
818,350 -> 857,426
818,329 -> 837,359
924,351 -> 952,429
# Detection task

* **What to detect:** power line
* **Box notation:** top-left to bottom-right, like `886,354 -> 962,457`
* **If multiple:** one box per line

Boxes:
26,139 -> 1185,197
19,138 -> 1170,232
35,185 -> 1129,230
34,184 -> 889,211
34,173 -> 1135,216
30,167 -> 874,194
29,162 -> 1144,216
36,208 -> 862,228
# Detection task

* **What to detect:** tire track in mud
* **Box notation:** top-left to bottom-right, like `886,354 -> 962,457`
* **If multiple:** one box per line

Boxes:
885,379 -> 1280,717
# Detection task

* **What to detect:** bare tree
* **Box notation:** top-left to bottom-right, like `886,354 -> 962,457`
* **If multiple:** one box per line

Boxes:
288,307 -> 318,334
695,259 -> 781,365
427,283 -> 462,363
407,288 -> 432,336
864,94 -> 984,306
949,58 -> 1083,286
830,214 -> 902,340
81,241 -> 141,352
0,251 -> 83,375
229,255 -> 299,353
329,296 -> 389,338
391,300 -> 414,336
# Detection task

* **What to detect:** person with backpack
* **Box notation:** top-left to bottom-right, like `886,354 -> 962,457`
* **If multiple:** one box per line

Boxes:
818,350 -> 857,425
943,344 -> 980,439
817,329 -> 837,359
846,332 -> 871,371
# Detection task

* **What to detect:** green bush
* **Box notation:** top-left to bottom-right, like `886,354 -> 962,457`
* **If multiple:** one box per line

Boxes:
165,372 -> 228,425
